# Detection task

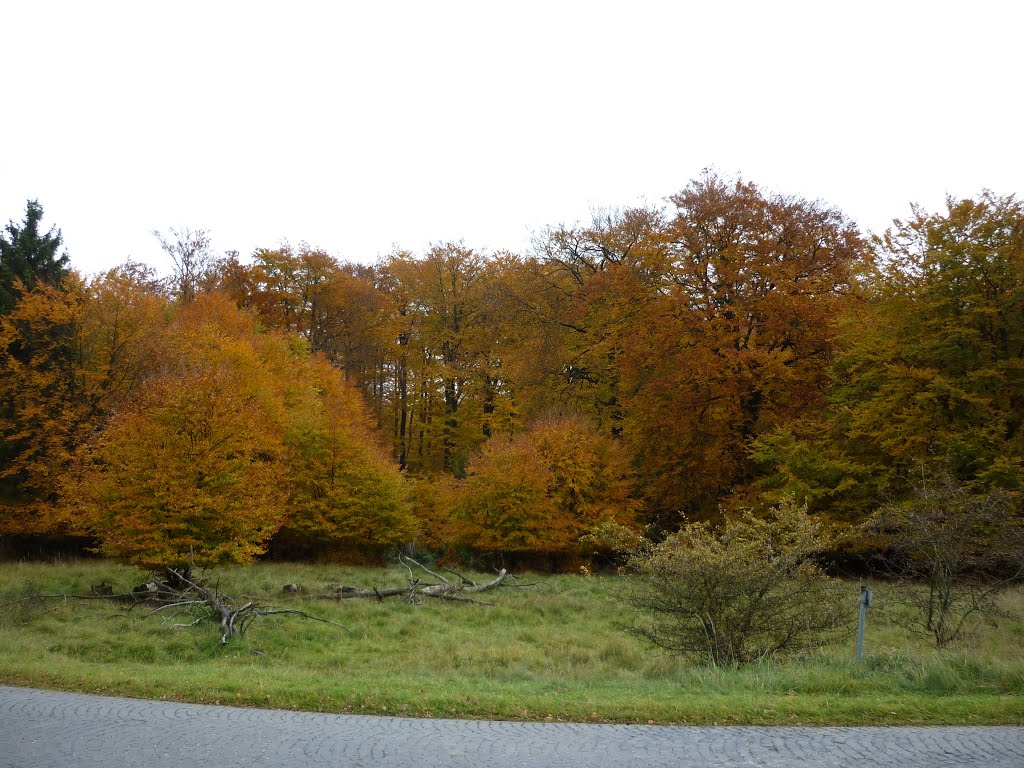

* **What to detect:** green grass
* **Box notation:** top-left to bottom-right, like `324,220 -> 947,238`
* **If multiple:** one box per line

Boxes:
0,560 -> 1022,725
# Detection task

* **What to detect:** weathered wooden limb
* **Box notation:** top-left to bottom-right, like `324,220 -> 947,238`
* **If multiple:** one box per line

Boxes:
315,560 -> 513,604
317,587 -> 417,600
440,565 -> 477,586
400,554 -> 452,585
251,608 -> 352,633
420,592 -> 495,606
463,569 -> 510,593
2,569 -> 349,644
0,591 -> 141,609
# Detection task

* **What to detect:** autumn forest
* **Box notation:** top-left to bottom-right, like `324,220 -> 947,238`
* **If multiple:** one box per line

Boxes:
2,173 -> 1022,571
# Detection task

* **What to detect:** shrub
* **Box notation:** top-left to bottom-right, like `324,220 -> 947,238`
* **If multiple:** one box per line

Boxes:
625,497 -> 849,664
866,467 -> 1024,648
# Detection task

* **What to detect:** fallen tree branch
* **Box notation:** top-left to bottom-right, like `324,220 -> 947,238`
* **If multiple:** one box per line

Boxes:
165,569 -> 352,643
0,591 -> 139,609
252,608 -> 351,631
315,554 -> 514,605
1,570 -> 350,644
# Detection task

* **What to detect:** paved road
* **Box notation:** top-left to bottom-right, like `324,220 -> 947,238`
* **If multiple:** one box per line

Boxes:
1,685 -> 1022,767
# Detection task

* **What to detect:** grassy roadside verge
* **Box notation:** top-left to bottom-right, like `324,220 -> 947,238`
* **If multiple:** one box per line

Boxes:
1,561 -> 1022,725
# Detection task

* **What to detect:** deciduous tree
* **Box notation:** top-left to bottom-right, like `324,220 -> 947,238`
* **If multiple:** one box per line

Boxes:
155,227 -> 215,304
621,174 -> 864,521
451,416 -> 638,563
265,345 -> 417,557
0,264 -> 171,539
0,280 -> 87,534
867,467 -> 1024,648
754,191 -> 1024,522
69,294 -> 288,568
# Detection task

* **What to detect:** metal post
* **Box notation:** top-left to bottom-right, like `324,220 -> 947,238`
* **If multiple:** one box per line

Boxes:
856,585 -> 871,660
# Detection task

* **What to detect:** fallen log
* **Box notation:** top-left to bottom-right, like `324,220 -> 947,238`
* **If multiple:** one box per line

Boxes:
315,554 -> 514,605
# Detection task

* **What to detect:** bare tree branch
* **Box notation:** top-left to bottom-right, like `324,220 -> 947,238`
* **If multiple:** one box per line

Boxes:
315,558 -> 514,604
1,570 -> 349,644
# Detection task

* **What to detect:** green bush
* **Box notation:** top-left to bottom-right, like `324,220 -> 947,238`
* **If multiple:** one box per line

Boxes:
625,497 -> 850,664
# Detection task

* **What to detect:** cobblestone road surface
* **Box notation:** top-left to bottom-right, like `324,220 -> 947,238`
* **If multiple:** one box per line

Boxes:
1,685 -> 1022,767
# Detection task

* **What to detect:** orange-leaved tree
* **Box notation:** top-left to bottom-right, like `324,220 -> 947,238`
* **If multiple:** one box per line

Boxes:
0,264 -> 170,540
451,416 -> 638,563
620,173 -> 865,521
69,294 -> 288,569
0,279 -> 88,535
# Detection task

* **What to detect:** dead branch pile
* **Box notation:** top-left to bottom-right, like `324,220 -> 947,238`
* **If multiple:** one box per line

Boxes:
1,568 -> 348,644
2,557 -> 527,643
145,569 -> 349,644
316,554 -> 517,605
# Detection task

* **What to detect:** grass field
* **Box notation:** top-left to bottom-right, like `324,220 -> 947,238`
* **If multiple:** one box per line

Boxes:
0,560 -> 1022,725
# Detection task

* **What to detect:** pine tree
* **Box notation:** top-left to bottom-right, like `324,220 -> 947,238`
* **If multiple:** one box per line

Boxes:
1,200 -> 70,314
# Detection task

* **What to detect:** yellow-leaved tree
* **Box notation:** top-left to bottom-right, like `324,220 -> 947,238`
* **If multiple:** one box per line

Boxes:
68,289 -> 417,568
450,416 -> 638,565
0,279 -> 87,536
266,344 -> 417,558
69,295 -> 288,569
1,264 -> 169,541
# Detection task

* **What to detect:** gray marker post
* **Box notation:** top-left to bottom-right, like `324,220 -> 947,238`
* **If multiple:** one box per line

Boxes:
856,584 -> 871,660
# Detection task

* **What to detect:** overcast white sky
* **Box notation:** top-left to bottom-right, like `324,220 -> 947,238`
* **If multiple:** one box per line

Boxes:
2,1 -> 1020,277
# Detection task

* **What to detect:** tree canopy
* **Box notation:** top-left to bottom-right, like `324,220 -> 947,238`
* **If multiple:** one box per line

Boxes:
754,191 -> 1024,523
2,181 -> 1020,568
